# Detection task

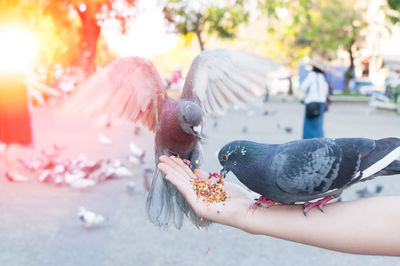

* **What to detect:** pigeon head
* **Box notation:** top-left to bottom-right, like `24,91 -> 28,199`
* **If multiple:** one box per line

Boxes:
178,101 -> 203,139
218,140 -> 249,179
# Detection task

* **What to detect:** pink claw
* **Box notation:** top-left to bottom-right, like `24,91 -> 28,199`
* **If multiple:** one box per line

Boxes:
182,159 -> 191,166
208,172 -> 221,180
250,195 -> 284,209
303,196 -> 335,216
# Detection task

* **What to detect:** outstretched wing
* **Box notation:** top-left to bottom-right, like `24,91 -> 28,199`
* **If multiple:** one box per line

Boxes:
180,49 -> 280,114
59,57 -> 167,132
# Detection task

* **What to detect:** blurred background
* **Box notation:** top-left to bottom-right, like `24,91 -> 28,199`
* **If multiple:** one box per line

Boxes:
3,0 -> 400,100
1,0 -> 400,265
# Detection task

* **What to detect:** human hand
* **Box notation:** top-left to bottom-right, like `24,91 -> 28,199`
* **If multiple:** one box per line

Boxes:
157,155 -> 254,229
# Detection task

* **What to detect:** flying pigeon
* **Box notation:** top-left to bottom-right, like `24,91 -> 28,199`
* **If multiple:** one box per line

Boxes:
60,49 -> 278,228
218,137 -> 400,215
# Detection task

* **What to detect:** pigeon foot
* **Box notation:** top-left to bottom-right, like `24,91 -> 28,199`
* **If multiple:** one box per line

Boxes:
182,158 -> 192,168
208,172 -> 222,182
251,195 -> 284,209
303,196 -> 335,216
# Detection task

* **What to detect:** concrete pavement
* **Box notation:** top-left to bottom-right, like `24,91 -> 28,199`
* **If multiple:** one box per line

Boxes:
0,96 -> 400,265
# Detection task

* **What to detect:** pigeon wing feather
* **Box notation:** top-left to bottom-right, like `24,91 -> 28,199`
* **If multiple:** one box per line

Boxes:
180,49 -> 279,114
271,139 -> 346,196
60,57 -> 167,132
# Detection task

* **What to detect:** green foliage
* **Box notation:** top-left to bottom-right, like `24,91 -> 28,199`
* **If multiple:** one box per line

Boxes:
387,0 -> 400,24
258,0 -> 366,69
388,0 -> 400,9
163,0 -> 249,50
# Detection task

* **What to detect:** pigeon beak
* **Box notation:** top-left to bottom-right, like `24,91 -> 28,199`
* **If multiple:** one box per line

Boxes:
220,167 -> 229,179
192,125 -> 202,140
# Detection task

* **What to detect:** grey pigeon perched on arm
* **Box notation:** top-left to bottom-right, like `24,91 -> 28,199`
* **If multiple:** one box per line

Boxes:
60,49 -> 278,228
218,137 -> 400,215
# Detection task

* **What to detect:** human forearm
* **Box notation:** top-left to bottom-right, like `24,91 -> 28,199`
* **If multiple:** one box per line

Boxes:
239,196 -> 400,256
158,156 -> 400,256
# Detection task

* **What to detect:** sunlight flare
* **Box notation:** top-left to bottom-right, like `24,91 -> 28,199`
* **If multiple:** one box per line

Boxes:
0,23 -> 39,74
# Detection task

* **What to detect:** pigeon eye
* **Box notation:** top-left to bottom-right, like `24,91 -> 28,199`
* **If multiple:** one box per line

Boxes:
222,155 -> 227,161
183,116 -> 187,122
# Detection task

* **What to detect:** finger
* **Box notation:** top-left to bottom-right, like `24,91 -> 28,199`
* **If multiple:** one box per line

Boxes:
158,156 -> 190,178
159,155 -> 178,165
158,155 -> 170,162
170,156 -> 197,179
157,162 -> 186,181
164,172 -> 193,194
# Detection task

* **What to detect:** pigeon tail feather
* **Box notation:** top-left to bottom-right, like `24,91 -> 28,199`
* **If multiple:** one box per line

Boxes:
359,141 -> 400,181
146,169 -> 211,229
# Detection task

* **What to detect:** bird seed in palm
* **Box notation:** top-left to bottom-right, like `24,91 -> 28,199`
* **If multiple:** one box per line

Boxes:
190,177 -> 230,204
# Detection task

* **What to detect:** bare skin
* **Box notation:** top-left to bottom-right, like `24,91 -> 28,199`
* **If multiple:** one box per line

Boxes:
158,155 -> 400,257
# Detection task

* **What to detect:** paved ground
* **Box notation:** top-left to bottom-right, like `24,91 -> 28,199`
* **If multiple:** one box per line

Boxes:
1,96 -> 400,265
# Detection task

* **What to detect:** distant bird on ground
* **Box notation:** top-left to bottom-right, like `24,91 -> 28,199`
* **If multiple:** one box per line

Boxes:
98,134 -> 112,145
213,120 -> 218,129
128,141 -> 153,190
277,122 -> 293,134
126,181 -> 136,195
78,206 -> 108,228
356,184 -> 383,199
218,138 -> 400,215
284,126 -> 292,133
61,49 -> 278,228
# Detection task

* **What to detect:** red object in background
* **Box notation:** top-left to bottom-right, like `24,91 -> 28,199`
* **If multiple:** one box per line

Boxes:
171,70 -> 182,84
0,74 -> 32,145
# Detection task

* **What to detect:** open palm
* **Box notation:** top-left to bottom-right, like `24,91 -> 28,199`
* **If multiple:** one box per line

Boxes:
158,156 -> 255,227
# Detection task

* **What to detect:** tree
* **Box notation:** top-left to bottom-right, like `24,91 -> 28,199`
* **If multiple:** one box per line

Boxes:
162,0 -> 249,51
259,0 -> 367,93
387,0 -> 400,24
1,0 -> 139,79
49,0 -> 138,77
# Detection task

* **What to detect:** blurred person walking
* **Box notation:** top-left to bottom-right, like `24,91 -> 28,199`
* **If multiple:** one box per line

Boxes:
300,58 -> 330,139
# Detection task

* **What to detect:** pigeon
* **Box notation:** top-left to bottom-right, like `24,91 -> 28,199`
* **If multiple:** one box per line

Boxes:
128,142 -> 153,185
78,206 -> 108,228
218,137 -> 400,215
129,141 -> 144,158
98,134 -> 113,145
284,126 -> 292,133
60,49 -> 278,228
128,148 -> 154,191
213,120 -> 218,129
126,181 -> 136,194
